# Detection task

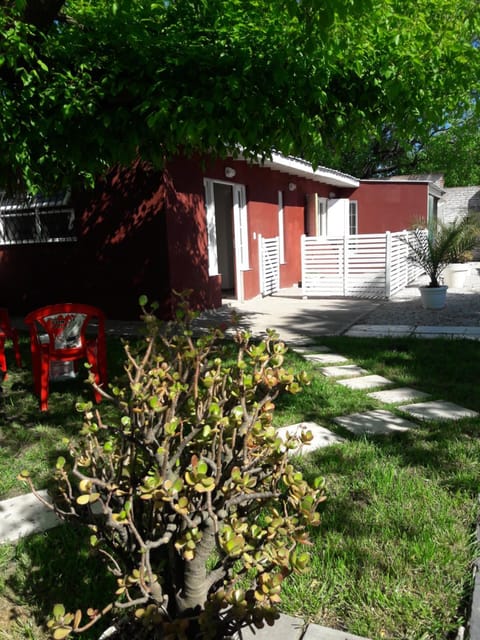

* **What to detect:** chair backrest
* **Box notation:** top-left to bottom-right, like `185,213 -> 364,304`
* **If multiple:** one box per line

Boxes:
24,303 -> 106,356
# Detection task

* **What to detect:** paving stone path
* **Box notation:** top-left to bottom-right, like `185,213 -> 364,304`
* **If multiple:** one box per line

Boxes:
290,345 -> 478,445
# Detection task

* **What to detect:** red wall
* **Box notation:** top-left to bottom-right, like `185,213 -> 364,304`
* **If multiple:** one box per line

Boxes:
189,157 -> 335,300
352,181 -> 429,233
0,161 -> 173,320
0,157 -> 373,320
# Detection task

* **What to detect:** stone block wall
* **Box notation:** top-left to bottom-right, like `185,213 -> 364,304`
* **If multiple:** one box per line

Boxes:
441,186 -> 480,258
441,186 -> 480,224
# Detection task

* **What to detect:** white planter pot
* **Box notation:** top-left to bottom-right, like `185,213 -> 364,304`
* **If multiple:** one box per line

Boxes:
443,263 -> 470,289
419,285 -> 448,310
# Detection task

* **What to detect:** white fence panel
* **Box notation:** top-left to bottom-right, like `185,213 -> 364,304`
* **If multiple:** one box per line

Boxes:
259,235 -> 280,296
345,234 -> 387,298
301,236 -> 345,296
301,230 -> 427,299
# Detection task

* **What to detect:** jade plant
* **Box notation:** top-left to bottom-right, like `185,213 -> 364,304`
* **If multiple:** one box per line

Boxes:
20,297 -> 325,640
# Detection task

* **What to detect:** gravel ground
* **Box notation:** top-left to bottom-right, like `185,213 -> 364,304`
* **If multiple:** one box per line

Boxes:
357,262 -> 480,327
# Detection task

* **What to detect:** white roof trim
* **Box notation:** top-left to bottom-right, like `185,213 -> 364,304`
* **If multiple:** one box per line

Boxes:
237,152 -> 360,188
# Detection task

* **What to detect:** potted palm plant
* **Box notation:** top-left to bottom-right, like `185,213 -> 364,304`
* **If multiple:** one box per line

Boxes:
405,217 -> 480,309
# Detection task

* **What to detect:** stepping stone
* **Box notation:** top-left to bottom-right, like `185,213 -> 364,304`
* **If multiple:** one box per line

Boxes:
399,400 -> 479,421
276,422 -> 344,454
303,624 -> 373,640
242,613 -> 305,640
415,326 -> 480,339
320,364 -> 368,378
334,409 -> 418,435
368,387 -> 431,404
338,374 -> 392,390
345,325 -> 414,338
304,353 -> 348,364
294,345 -> 331,354
0,490 -> 61,543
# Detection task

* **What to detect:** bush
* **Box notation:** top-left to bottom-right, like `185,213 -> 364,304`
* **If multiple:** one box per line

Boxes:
21,298 -> 325,640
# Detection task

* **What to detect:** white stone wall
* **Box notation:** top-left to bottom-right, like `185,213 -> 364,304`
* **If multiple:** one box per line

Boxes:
441,186 -> 480,258
441,186 -> 480,224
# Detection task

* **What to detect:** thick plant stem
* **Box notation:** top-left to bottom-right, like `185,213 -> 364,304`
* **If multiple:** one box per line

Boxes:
175,518 -> 217,614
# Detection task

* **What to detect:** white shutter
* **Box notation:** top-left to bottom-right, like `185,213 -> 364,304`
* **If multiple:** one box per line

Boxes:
204,179 -> 218,276
327,198 -> 349,237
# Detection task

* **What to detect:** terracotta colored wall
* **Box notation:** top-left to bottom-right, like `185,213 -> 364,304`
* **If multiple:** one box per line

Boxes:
352,181 -> 428,233
0,244 -> 83,317
0,157 -> 367,320
197,158 -> 340,299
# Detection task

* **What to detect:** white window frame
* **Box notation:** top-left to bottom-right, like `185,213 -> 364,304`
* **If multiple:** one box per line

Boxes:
204,178 -> 250,289
316,196 -> 328,236
278,190 -> 285,263
204,180 -> 218,276
233,184 -> 250,271
349,200 -> 358,235
0,191 -> 76,245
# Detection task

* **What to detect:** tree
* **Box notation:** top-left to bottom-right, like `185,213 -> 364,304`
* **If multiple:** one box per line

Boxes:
414,115 -> 480,186
1,0 -> 479,191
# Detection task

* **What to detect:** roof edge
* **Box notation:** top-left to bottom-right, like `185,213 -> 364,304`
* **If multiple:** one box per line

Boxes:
236,152 -> 360,188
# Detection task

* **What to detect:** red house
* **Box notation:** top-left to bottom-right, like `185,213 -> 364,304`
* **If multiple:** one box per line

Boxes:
0,155 -> 442,319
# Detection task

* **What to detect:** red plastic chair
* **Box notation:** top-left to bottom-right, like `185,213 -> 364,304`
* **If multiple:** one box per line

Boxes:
24,303 -> 108,411
0,308 -> 22,378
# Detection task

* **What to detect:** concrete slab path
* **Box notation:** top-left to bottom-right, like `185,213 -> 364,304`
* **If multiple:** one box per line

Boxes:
319,365 -> 368,378
334,409 -> 419,435
367,387 -> 431,404
276,422 -> 345,454
0,490 -> 61,543
337,374 -> 392,390
346,324 -> 480,339
399,400 -> 479,421
304,353 -> 349,364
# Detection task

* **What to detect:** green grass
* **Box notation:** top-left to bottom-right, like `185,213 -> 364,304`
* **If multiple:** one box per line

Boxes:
0,334 -> 479,639
0,336 -> 125,499
274,336 -> 480,639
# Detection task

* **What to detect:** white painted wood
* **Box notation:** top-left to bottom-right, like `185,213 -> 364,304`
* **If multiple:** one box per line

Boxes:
327,198 -> 349,236
301,230 -> 427,300
259,235 -> 280,296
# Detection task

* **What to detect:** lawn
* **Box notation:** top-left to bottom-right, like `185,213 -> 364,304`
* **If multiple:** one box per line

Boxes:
0,332 -> 479,639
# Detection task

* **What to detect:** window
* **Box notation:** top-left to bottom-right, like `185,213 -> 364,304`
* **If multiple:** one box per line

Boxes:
349,201 -> 358,235
0,191 -> 76,245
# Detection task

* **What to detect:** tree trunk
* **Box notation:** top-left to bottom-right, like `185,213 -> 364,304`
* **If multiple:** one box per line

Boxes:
175,518 -> 217,614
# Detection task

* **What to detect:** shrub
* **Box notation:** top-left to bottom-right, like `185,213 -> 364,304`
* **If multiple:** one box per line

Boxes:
21,298 -> 325,640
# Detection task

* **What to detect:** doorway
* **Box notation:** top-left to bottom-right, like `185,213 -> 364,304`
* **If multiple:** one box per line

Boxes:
214,183 -> 235,296
204,179 -> 249,302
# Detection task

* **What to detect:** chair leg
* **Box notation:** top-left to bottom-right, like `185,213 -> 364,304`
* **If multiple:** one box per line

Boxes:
39,356 -> 50,411
0,334 -> 6,381
11,329 -> 21,367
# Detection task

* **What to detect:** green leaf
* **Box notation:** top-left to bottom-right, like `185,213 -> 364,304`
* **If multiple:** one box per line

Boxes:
53,604 -> 66,618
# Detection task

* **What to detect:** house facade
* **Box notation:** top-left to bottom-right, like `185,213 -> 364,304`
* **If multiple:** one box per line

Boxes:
0,155 -> 443,319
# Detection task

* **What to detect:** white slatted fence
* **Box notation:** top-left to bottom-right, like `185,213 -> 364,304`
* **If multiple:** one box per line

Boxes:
302,230 -> 427,299
259,235 -> 280,296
